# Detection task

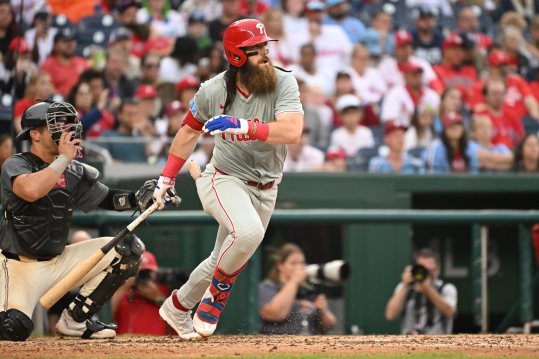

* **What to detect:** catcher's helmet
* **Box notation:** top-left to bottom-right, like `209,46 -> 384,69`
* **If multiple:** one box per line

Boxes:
223,19 -> 276,67
16,100 -> 82,144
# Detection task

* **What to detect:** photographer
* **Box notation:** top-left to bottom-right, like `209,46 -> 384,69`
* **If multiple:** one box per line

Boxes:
385,248 -> 457,334
111,251 -> 171,335
258,243 -> 336,335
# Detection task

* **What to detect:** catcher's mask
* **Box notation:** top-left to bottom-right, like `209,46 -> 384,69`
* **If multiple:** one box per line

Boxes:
17,100 -> 82,145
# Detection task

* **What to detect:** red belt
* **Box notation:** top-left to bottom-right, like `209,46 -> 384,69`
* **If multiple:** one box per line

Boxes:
214,168 -> 275,190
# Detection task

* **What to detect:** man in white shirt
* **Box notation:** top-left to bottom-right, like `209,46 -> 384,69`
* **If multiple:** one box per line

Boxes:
381,62 -> 440,126
378,30 -> 442,92
330,94 -> 375,157
284,127 -> 325,172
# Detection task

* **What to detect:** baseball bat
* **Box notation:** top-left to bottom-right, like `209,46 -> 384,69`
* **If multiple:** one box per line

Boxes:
187,160 -> 201,180
39,201 -> 160,309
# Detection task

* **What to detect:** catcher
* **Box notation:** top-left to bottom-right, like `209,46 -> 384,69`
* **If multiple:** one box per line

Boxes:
0,100 -> 155,341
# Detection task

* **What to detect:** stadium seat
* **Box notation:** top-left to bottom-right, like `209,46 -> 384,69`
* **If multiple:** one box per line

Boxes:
347,146 -> 379,172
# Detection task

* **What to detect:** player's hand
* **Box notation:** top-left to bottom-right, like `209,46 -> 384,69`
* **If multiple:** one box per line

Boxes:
152,176 -> 179,210
57,131 -> 82,161
203,115 -> 249,135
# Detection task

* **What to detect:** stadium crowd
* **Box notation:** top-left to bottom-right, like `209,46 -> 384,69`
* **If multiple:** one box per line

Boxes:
1,0 -> 539,174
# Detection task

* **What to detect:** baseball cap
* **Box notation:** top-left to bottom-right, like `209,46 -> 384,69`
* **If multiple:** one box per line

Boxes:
326,146 -> 346,160
326,0 -> 345,6
54,28 -> 76,43
384,120 -> 408,135
9,36 -> 30,53
176,75 -> 200,92
441,111 -> 463,127
135,84 -> 158,100
188,11 -> 206,25
108,27 -> 132,45
442,33 -> 464,49
116,0 -> 142,13
412,4 -> 438,19
140,251 -> 158,271
394,30 -> 413,47
336,94 -> 364,112
166,100 -> 184,117
401,61 -> 423,74
305,0 -> 325,12
361,29 -> 382,57
487,49 -> 510,67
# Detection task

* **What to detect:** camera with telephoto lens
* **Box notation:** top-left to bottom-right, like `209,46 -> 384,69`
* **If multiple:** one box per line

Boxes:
411,264 -> 430,283
305,260 -> 351,285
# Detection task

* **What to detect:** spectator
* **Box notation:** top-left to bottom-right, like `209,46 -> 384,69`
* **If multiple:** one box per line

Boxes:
282,0 -> 309,38
323,0 -> 365,44
0,0 -> 20,57
47,0 -> 97,24
104,47 -> 137,110
291,0 -> 353,90
40,28 -> 88,97
433,33 -> 478,96
138,52 -> 161,87
369,120 -> 424,174
343,44 -> 387,105
359,28 -> 383,65
283,127 -> 325,172
456,6 -> 492,55
108,27 -> 140,80
404,105 -> 436,151
24,5 -> 57,65
330,94 -> 374,158
288,43 -> 329,97
158,36 -> 199,84
259,243 -> 336,335
468,49 -> 539,122
297,79 -> 329,149
411,5 -> 444,65
111,251 -> 172,335
385,248 -> 457,334
512,133 -> 539,172
476,79 -> 524,149
468,114 -> 514,173
135,84 -> 161,120
96,98 -> 155,162
13,72 -> 55,133
0,133 -> 13,167
494,0 -> 539,23
175,75 -> 200,110
179,0 -> 221,23
424,111 -> 473,173
381,62 -> 440,126
498,25 -> 533,79
318,146 -> 347,172
137,0 -> 186,39
208,0 -> 243,43
79,69 -> 108,108
378,30 -> 442,92
367,10 -> 394,57
66,81 -> 114,138
0,37 -> 38,98
263,8 -> 294,68
526,15 -> 539,71
186,11 -> 213,56
114,0 -> 150,59
436,86 -> 464,134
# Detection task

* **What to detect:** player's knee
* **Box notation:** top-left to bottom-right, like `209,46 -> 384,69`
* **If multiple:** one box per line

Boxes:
0,309 -> 34,341
234,222 -> 265,243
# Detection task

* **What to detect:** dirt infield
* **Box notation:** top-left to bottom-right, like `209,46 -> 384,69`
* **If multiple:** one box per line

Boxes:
1,334 -> 538,358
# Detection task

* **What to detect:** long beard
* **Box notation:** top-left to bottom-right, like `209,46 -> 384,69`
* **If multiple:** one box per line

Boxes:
239,57 -> 277,94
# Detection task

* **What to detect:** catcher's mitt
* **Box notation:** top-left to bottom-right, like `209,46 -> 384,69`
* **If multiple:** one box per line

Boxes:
135,179 -> 157,213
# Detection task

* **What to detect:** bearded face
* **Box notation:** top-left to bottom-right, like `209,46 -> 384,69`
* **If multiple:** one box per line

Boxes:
239,55 -> 277,94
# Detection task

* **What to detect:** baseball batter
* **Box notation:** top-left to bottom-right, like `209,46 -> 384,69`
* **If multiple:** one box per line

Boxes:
0,100 -> 154,341
154,19 -> 304,339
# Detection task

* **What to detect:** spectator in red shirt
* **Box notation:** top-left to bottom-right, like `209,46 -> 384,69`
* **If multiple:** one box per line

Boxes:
111,251 -> 173,335
456,6 -> 492,55
434,33 -> 477,97
13,71 -> 54,133
476,79 -> 524,148
175,75 -> 200,110
40,28 -> 88,97
468,49 -> 539,122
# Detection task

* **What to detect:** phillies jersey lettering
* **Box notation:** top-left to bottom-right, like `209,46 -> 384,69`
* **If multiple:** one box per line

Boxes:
191,69 -> 303,183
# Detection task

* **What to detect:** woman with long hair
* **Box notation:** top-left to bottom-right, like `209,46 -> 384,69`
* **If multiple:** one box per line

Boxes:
259,243 -> 336,335
13,71 -> 54,133
424,111 -> 475,173
512,133 -> 539,172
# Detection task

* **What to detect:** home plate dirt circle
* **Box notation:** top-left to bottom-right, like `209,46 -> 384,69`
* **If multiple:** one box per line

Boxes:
2,334 -> 538,358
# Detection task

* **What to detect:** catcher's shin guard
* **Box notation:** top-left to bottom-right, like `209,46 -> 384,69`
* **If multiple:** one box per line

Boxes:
69,235 -> 144,322
193,264 -> 246,337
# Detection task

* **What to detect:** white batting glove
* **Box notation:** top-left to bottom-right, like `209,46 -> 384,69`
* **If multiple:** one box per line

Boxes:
153,176 -> 178,210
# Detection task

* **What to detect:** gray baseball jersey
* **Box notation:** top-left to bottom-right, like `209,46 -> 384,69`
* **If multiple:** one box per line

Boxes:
189,68 -> 303,184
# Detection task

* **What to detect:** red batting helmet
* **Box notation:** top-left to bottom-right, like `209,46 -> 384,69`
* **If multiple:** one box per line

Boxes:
223,19 -> 276,67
